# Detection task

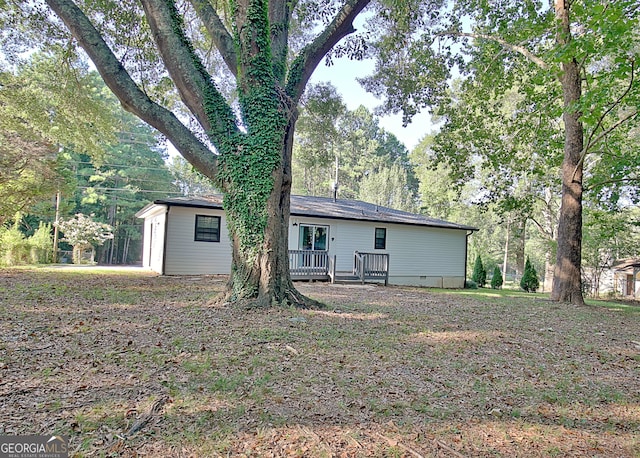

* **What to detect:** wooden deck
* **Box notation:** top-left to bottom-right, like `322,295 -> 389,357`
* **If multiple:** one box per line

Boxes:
288,250 -> 330,280
288,250 -> 389,285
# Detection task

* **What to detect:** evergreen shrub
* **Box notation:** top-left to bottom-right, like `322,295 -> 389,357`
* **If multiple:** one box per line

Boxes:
491,266 -> 503,289
471,255 -> 486,287
520,257 -> 540,292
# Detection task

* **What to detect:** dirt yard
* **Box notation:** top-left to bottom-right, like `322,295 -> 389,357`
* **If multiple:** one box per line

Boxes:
0,267 -> 638,457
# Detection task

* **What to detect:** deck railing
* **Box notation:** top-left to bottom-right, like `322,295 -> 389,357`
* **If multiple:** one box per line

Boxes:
288,250 -> 389,285
354,251 -> 389,286
288,250 -> 329,278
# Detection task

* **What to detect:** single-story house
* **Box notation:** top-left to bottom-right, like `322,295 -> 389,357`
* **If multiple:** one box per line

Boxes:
582,258 -> 640,298
612,258 -> 640,297
135,195 -> 477,288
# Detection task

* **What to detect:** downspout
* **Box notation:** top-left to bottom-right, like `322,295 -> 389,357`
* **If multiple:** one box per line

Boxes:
161,205 -> 170,275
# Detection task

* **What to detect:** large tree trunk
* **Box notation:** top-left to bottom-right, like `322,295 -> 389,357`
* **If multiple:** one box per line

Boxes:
551,119 -> 584,304
551,0 -> 585,305
223,119 -> 320,308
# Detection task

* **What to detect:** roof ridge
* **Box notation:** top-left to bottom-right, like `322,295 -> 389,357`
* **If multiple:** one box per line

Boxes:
143,195 -> 477,231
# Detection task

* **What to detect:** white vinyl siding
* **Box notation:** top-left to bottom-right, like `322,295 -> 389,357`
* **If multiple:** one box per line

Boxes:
139,205 -> 167,274
386,225 -> 466,277
164,206 -> 232,275
139,203 -> 468,287
289,216 -> 467,286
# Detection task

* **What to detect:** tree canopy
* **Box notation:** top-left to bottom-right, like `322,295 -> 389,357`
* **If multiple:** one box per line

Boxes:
0,51 -> 118,224
293,83 -> 418,211
3,0 -> 379,306
365,0 -> 640,304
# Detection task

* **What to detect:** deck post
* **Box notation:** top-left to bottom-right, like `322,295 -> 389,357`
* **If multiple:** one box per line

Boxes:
384,254 -> 389,286
330,255 -> 336,284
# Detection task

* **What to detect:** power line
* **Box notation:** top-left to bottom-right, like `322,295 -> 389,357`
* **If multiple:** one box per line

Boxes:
76,186 -> 184,194
69,160 -> 176,172
73,172 -> 179,186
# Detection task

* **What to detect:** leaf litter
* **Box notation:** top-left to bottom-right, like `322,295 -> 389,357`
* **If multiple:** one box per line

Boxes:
0,268 -> 638,457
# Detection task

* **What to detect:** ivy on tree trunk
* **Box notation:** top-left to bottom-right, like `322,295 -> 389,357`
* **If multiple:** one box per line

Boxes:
44,0 -> 370,307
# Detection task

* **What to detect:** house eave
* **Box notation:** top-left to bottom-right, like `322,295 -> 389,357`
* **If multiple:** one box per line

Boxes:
289,211 -> 476,232
137,195 -> 478,232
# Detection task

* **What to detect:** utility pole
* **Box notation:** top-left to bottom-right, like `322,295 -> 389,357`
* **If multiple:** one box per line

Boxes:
52,191 -> 61,263
332,154 -> 339,202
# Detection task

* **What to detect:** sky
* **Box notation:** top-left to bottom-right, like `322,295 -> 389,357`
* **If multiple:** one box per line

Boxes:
309,56 -> 436,151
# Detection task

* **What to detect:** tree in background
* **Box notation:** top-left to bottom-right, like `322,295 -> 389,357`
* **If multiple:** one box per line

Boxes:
72,106 -> 180,264
471,255 -> 486,288
0,134 -> 67,226
0,219 -> 29,266
169,156 -> 220,197
0,65 -> 183,265
0,51 -> 117,224
410,135 -> 461,220
293,84 -> 418,211
582,207 -> 640,297
293,83 -> 345,196
28,223 -> 54,264
364,0 -> 640,304
56,214 -> 113,264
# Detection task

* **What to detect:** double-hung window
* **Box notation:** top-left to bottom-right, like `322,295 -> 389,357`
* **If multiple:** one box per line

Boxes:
194,215 -> 220,242
374,227 -> 387,250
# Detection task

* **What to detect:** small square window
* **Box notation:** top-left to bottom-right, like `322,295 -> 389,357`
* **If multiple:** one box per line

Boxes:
375,227 -> 386,250
195,215 -> 220,242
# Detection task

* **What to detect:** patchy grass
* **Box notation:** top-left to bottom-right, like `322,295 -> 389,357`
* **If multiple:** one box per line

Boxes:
0,267 -> 638,457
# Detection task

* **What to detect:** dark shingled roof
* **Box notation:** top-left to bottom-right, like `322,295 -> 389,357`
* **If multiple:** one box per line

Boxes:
140,195 -> 477,231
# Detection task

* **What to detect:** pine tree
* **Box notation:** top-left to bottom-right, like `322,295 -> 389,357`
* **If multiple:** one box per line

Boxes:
491,266 -> 503,289
520,257 -> 540,293
471,255 -> 487,288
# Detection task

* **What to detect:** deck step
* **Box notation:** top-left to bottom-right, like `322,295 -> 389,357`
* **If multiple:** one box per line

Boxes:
333,271 -> 357,281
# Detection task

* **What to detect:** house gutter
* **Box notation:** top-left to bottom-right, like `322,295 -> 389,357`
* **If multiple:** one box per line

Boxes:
464,229 -> 477,286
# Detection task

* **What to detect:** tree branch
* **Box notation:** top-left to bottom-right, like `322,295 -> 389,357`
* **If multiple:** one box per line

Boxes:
285,0 -> 371,104
585,176 -> 640,191
189,0 -> 238,77
571,108 -> 638,182
437,31 -> 549,70
45,0 -> 219,180
141,0 -> 239,142
571,60 -> 636,181
529,215 -> 554,239
269,0 -> 293,83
